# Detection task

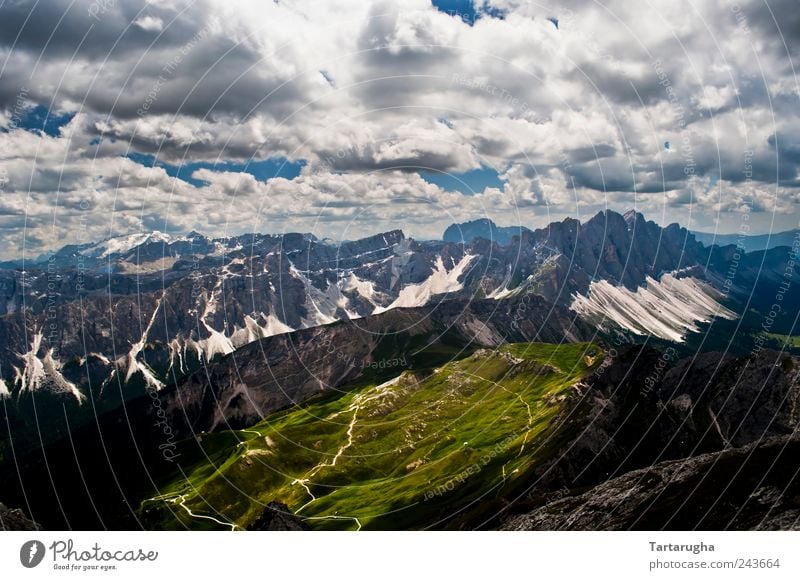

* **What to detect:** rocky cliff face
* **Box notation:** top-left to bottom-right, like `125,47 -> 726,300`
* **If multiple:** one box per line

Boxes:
502,435 -> 800,530
496,346 -> 800,530
443,210 -> 709,297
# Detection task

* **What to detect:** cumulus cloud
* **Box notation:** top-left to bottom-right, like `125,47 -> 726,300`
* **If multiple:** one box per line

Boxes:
134,16 -> 164,32
0,0 -> 798,257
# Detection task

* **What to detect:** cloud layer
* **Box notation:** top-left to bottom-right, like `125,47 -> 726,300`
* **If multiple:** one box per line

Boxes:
0,0 -> 798,257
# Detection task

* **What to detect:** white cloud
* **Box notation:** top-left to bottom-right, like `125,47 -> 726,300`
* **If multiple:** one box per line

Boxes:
133,16 -> 164,32
0,0 -> 797,257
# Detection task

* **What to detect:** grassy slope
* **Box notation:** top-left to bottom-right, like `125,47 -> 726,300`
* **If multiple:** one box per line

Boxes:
765,333 -> 800,349
139,342 -> 602,530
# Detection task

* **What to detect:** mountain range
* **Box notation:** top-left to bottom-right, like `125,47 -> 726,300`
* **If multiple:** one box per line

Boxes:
691,228 -> 800,253
442,217 -> 800,255
1,209 -> 799,531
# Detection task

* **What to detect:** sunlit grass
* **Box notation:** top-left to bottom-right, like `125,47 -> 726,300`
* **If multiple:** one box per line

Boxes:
139,342 -> 602,530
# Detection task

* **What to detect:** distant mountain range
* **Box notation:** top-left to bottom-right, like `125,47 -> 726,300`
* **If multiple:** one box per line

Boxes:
442,217 -> 800,254
442,218 -> 531,245
690,228 -> 800,253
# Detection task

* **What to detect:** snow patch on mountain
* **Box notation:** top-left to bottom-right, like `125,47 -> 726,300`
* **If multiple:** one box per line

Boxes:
88,352 -> 112,365
199,314 -> 235,361
570,274 -> 737,342
119,296 -> 166,391
488,265 -> 515,299
389,237 -> 414,289
42,349 -> 86,402
374,254 -> 477,314
194,279 -> 236,361
13,329 -> 85,402
342,273 -> 380,305
230,313 -> 295,347
83,231 -> 178,259
15,330 -> 46,395
230,315 -> 265,348
289,264 -> 341,327
168,339 -> 188,375
263,312 -> 295,336
200,328 -> 236,361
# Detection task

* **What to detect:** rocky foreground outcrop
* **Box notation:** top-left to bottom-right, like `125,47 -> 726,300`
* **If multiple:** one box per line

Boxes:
0,503 -> 40,531
503,435 -> 800,530
246,502 -> 309,531
496,346 -> 800,530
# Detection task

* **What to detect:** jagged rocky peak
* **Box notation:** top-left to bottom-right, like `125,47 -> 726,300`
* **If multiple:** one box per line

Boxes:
582,208 -> 648,237
443,218 -> 531,245
623,208 -> 645,226
340,229 -> 405,253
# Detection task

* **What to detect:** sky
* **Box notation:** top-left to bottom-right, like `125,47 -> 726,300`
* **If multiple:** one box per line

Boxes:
0,0 -> 798,257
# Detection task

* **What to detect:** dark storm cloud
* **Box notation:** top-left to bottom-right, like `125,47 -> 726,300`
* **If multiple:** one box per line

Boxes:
314,144 -> 471,173
742,0 -> 800,56
564,129 -> 800,195
569,61 -> 667,107
567,157 -> 635,192
766,133 -> 800,185
0,0 -> 206,58
0,0 -> 307,125
89,39 -> 306,121
350,70 -> 456,111
567,152 -> 719,194
565,143 -> 617,164
472,134 -> 510,159
769,132 -> 800,163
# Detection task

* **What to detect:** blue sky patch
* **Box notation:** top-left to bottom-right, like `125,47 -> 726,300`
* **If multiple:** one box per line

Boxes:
420,167 -> 505,195
6,104 -> 76,137
430,0 -> 505,25
127,152 -> 306,187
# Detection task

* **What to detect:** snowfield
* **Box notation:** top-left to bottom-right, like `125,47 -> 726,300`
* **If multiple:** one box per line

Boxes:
570,274 -> 737,342
373,254 -> 476,314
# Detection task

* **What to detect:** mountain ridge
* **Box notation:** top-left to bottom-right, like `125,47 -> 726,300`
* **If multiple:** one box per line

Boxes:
1,209 -> 779,272
0,209 -> 797,440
